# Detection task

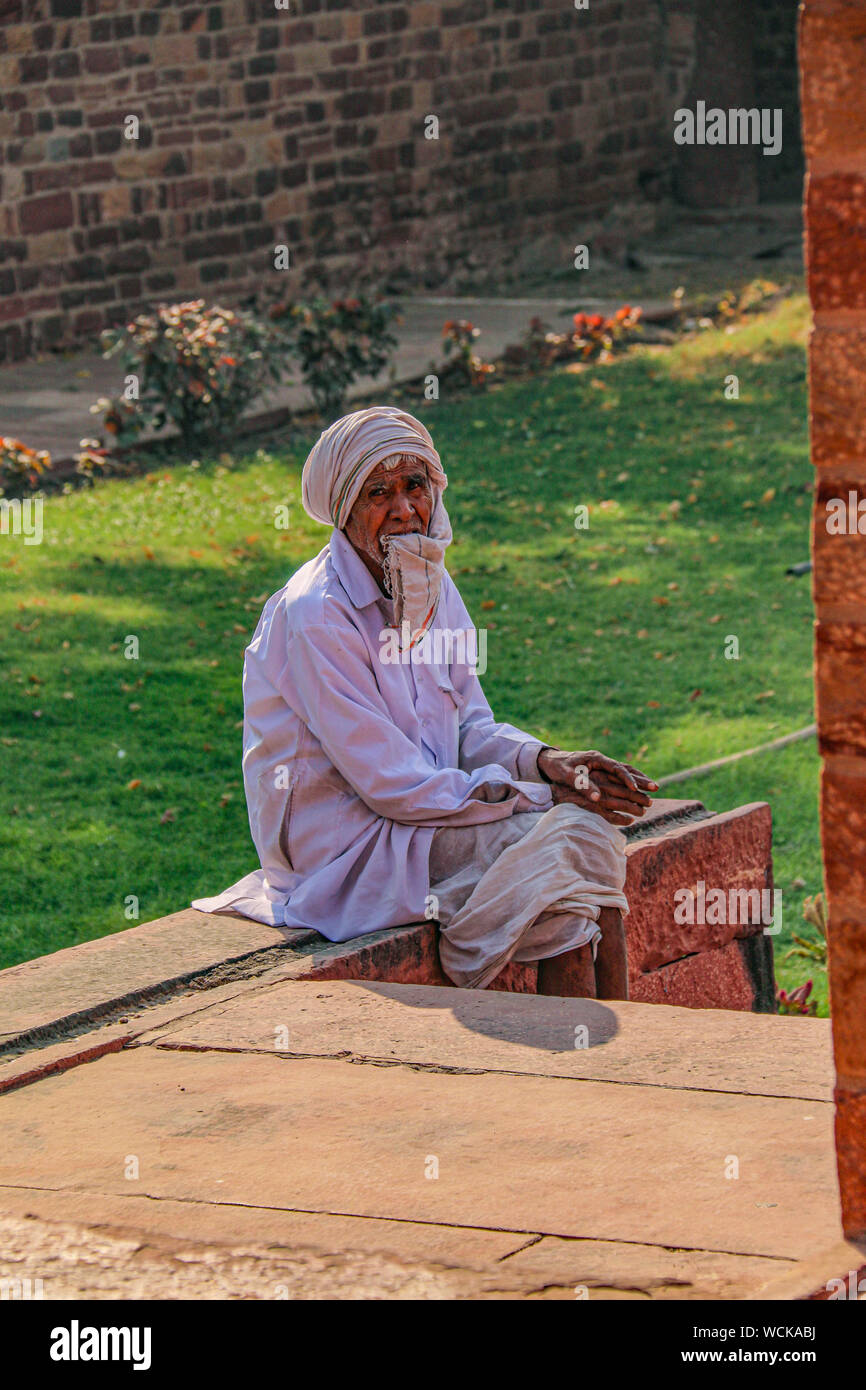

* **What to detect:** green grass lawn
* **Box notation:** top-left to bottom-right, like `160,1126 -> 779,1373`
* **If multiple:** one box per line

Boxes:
1,294 -> 827,1011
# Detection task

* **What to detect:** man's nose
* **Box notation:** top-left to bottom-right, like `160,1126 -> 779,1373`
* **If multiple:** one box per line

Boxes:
388,490 -> 415,520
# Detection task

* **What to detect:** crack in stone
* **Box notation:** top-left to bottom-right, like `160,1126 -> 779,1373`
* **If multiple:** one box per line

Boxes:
143,1039 -> 832,1102
0,1181 -> 794,1262
0,944 -> 316,1062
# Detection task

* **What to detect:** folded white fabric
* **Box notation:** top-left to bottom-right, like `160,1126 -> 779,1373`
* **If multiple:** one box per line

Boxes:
431,802 -> 629,989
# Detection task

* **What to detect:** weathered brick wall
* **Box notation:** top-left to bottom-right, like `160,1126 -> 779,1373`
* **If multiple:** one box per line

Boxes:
801,0 -> 866,1241
0,0 -> 799,364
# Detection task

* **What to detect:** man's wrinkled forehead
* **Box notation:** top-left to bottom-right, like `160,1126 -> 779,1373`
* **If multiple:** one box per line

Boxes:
361,454 -> 430,488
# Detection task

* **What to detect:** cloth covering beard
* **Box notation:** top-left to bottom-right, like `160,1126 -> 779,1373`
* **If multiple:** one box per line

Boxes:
301,406 -> 451,649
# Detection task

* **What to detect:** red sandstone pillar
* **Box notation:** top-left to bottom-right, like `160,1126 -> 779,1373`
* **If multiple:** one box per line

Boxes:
801,0 -> 866,1240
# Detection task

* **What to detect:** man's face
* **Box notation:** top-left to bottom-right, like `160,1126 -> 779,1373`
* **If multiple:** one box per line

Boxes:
343,455 -> 433,584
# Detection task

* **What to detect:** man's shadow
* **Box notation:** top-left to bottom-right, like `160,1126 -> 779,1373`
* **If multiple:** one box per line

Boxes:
349,978 -> 621,1053
266,922 -> 621,1052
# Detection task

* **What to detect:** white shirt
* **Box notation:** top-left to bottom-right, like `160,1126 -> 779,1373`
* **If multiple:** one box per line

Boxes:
191,526 -> 553,939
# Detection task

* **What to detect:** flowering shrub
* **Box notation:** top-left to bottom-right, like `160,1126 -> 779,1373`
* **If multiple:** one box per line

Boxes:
776,979 -> 818,1016
572,304 -> 643,362
74,438 -> 130,483
0,437 -> 50,497
507,306 -> 643,375
98,300 -> 285,446
269,295 -> 398,421
441,319 -> 495,389
87,394 -> 147,450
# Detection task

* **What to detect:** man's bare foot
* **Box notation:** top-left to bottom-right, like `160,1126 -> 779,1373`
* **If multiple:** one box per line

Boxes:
594,906 -> 629,1000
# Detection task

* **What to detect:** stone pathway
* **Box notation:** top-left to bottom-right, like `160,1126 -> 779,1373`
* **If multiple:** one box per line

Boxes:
0,898 -> 846,1301
0,295 -> 667,465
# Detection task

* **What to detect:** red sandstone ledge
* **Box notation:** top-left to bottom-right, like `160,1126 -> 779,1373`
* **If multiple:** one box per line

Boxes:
0,797 -> 775,1056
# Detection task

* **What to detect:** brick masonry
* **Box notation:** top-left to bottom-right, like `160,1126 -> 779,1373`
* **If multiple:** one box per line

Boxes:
0,0 -> 799,363
801,0 -> 866,1240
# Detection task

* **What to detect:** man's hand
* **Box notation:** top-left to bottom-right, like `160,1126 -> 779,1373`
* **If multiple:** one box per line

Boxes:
537,747 -> 658,827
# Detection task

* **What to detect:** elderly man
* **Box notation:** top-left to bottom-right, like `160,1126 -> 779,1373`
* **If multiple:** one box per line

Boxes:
192,406 -> 657,995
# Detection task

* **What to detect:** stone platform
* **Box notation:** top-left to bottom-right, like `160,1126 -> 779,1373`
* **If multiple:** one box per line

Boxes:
2,792 -> 843,1301
0,974 -> 845,1299
0,799 -> 776,1065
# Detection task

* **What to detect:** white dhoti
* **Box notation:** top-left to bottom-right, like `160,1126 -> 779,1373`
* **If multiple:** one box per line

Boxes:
428,802 -> 629,989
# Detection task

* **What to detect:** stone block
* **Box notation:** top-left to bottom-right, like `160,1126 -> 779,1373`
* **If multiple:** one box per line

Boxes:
800,3 -> 866,161
0,909 -> 312,1051
623,803 -> 774,974
826,913 -> 866,1083
0,1043 -> 839,1260
835,1087 -> 866,1241
304,921 -> 449,987
813,480 -> 866,609
630,936 -> 774,1012
18,191 -> 74,234
809,323 -> 866,470
138,979 -> 833,1102
806,173 -> 866,313
820,758 -> 866,908
815,622 -> 866,757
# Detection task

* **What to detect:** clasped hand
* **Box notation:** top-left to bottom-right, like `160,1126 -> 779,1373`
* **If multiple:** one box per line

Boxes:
536,747 -> 658,827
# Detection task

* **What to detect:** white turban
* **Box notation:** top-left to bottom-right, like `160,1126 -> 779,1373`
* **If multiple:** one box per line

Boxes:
301,406 -> 452,648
